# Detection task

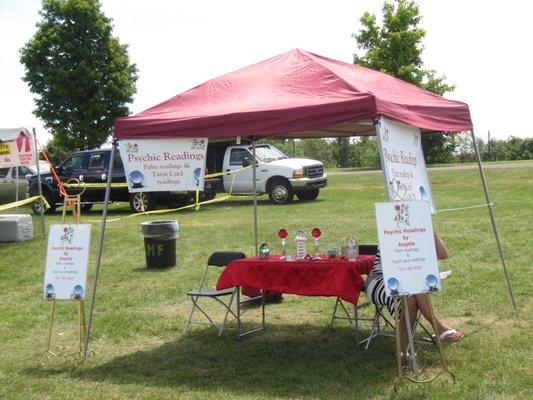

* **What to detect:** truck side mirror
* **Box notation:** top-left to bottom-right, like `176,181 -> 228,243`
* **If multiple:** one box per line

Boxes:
54,165 -> 62,174
242,158 -> 250,168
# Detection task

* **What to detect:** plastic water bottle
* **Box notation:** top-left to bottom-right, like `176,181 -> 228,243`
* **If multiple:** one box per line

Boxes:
295,229 -> 307,260
346,236 -> 358,261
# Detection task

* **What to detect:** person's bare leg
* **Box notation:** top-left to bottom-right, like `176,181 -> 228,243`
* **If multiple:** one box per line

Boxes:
400,296 -> 419,354
413,294 -> 451,335
407,296 -> 418,330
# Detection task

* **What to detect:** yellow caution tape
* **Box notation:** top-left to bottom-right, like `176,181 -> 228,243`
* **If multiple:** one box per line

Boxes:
63,182 -> 128,188
204,164 -> 254,178
0,195 -> 50,212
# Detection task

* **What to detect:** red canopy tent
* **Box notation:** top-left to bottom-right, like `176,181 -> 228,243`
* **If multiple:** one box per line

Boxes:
114,48 -> 472,140
84,49 -> 513,360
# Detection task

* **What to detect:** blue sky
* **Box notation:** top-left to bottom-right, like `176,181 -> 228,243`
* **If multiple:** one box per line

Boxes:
1,0 -> 532,143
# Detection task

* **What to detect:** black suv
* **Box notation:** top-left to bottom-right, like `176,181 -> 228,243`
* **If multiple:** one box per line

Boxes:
28,149 -> 197,214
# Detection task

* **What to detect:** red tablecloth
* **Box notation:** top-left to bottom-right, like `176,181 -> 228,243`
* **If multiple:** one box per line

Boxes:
216,255 -> 376,304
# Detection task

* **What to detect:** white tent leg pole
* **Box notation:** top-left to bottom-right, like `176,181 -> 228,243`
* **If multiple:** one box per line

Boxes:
83,140 -> 117,361
470,130 -> 516,310
15,164 -> 19,211
32,128 -> 45,235
252,140 -> 259,256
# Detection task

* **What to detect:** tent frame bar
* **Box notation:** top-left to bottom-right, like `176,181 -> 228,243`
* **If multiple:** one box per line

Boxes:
83,140 -> 117,361
251,140 -> 259,255
32,128 -> 46,235
470,130 -> 516,309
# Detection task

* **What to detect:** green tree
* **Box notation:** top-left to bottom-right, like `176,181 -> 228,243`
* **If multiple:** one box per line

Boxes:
353,0 -> 457,163
352,137 -> 381,167
299,139 -> 335,166
334,137 -> 351,167
20,0 -> 138,153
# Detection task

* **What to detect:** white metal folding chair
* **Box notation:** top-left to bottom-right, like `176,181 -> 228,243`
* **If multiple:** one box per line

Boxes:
184,251 -> 246,336
330,244 -> 380,346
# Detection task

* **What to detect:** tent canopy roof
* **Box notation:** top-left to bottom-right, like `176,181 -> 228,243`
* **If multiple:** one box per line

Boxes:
114,49 -> 472,140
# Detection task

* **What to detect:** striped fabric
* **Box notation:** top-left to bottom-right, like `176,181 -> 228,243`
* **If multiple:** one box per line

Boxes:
365,251 -> 398,316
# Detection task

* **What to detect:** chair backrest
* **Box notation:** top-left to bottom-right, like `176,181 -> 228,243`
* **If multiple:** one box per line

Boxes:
359,244 -> 378,256
207,251 -> 246,267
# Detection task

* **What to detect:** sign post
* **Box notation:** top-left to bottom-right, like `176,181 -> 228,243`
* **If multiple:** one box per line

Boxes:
33,128 -> 46,235
376,200 -> 454,385
42,184 -> 91,361
374,118 -> 453,385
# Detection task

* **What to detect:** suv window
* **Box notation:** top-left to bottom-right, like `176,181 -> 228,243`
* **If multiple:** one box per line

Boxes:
0,167 -> 10,179
61,154 -> 84,175
18,166 -> 32,176
88,152 -> 106,170
229,148 -> 252,166
113,155 -> 124,171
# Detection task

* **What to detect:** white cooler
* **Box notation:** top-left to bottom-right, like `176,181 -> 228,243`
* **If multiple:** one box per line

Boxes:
0,214 -> 34,242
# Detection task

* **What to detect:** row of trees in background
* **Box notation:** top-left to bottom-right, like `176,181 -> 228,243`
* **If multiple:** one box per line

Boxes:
456,135 -> 532,163
271,138 -> 381,168
270,135 -> 532,168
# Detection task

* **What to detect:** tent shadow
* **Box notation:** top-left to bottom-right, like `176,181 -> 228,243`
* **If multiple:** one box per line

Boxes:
63,325 -> 399,398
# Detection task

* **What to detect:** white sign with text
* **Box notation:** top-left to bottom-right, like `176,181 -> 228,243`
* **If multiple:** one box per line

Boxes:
377,117 -> 435,212
375,200 -> 441,296
43,224 -> 91,301
0,129 -> 36,167
118,138 -> 208,193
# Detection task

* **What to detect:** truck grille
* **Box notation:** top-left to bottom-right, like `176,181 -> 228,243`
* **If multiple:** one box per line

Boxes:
305,165 -> 324,178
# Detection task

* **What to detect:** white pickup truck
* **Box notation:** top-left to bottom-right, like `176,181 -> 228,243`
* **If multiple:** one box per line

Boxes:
204,143 -> 327,204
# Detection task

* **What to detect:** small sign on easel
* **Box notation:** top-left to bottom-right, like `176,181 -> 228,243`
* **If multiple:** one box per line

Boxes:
41,188 -> 91,360
375,200 -> 441,296
43,224 -> 91,300
375,199 -> 454,385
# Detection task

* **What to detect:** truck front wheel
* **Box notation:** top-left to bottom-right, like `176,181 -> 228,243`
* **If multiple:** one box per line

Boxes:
268,179 -> 294,204
32,192 -> 56,215
80,204 -> 94,213
130,193 -> 156,213
296,189 -> 320,201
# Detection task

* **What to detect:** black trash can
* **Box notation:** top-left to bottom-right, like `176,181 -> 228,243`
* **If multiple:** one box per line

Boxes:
140,220 -> 179,268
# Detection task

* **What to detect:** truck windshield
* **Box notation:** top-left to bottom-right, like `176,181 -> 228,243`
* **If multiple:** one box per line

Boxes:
251,145 -> 288,162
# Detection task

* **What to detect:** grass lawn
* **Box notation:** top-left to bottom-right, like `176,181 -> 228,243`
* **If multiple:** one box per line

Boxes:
0,162 -> 531,399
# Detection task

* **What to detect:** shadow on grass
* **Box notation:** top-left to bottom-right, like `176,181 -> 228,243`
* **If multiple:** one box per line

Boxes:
26,325 -> 403,398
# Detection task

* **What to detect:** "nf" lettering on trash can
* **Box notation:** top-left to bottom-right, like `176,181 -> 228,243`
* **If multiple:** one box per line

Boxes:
140,220 -> 179,268
146,243 -> 164,257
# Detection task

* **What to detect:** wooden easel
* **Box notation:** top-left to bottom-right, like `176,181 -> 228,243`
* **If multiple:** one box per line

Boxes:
42,180 -> 89,362
393,293 -> 455,389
